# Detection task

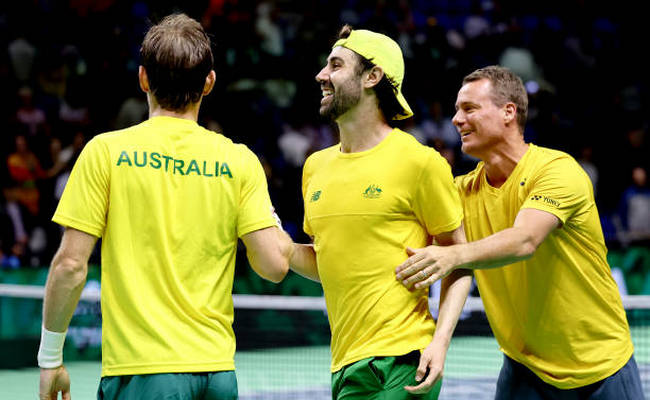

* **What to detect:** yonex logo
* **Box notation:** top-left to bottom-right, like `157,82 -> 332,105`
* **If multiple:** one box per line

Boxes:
530,194 -> 560,207
310,190 -> 322,202
363,185 -> 382,199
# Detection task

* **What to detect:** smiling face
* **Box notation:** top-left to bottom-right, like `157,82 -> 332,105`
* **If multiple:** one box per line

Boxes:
315,46 -> 364,121
452,78 -> 511,159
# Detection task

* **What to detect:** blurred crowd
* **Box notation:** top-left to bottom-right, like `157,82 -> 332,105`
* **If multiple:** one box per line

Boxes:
1,0 -> 649,269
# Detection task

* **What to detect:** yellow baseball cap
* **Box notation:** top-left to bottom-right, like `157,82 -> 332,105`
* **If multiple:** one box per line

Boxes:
333,29 -> 413,120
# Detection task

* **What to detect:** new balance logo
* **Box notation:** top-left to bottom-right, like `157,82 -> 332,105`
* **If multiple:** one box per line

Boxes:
310,190 -> 322,202
363,185 -> 382,199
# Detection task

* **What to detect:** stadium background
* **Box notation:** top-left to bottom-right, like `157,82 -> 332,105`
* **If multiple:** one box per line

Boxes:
1,0 -> 650,398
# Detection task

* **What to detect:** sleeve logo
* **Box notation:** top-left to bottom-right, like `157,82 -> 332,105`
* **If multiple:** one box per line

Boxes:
530,194 -> 560,207
310,190 -> 322,202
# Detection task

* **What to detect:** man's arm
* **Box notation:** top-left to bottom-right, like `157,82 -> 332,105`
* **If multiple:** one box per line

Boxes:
404,225 -> 473,394
241,226 -> 292,283
289,242 -> 319,282
40,227 -> 97,400
43,228 -> 96,334
396,208 -> 560,289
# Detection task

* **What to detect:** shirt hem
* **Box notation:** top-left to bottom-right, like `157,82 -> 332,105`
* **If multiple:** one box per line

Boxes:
52,214 -> 103,238
101,361 -> 235,377
503,343 -> 634,389
520,205 -> 568,225
238,218 -> 276,238
430,215 -> 463,236
330,343 -> 429,373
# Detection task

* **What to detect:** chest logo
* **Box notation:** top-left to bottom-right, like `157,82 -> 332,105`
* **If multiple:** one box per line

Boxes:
363,184 -> 383,199
310,190 -> 322,202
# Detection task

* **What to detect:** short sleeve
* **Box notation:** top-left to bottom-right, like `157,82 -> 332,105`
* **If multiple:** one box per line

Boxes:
236,146 -> 276,237
413,151 -> 463,235
52,137 -> 110,237
521,157 -> 591,225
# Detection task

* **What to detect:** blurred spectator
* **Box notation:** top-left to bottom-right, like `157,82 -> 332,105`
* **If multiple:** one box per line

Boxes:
53,131 -> 86,201
114,91 -> 148,130
616,166 -> 650,246
15,86 -> 48,137
255,2 -> 284,58
58,77 -> 91,132
278,122 -> 313,168
577,144 -> 599,196
6,135 -> 47,218
0,194 -> 21,269
7,33 -> 36,83
0,1 -> 648,269
419,100 -> 459,149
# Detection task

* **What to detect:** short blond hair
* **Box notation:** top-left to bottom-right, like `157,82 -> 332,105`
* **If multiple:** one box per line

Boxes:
463,66 -> 528,133
141,13 -> 213,110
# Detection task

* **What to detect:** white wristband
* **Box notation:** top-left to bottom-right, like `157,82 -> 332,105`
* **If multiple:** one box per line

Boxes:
37,326 -> 67,368
271,206 -> 284,231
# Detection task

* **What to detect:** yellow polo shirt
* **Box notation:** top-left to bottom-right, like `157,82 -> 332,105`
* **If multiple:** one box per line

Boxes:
53,116 -> 276,376
303,128 -> 463,372
456,144 -> 633,388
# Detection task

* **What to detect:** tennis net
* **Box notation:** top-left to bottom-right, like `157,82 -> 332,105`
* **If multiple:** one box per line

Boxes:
0,283 -> 649,399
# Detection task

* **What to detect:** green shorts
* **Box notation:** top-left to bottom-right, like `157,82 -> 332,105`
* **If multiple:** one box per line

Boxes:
97,371 -> 237,400
331,351 -> 442,400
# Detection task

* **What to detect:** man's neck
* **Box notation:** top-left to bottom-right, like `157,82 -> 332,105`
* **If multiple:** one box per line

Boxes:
336,101 -> 394,153
482,137 -> 529,188
148,96 -> 201,122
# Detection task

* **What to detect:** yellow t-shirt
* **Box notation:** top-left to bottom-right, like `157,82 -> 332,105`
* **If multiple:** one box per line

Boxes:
303,128 -> 463,372
456,143 -> 633,388
53,116 -> 276,376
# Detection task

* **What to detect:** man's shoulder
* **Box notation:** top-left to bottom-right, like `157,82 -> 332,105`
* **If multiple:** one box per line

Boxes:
455,163 -> 483,190
391,129 -> 447,169
392,128 -> 431,153
529,144 -> 576,166
89,122 -> 146,145
304,143 -> 339,168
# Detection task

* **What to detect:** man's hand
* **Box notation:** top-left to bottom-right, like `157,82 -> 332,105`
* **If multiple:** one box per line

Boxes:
395,245 -> 462,290
404,342 -> 445,394
39,366 -> 71,400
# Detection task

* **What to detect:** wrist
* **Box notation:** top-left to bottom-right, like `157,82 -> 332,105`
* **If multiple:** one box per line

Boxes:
38,326 -> 67,368
453,244 -> 469,269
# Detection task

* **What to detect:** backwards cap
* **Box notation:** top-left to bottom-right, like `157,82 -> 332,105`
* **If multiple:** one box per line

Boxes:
333,29 -> 413,120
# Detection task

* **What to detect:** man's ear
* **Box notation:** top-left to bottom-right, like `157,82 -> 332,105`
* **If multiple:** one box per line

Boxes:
503,102 -> 517,125
203,70 -> 216,96
138,66 -> 150,93
363,66 -> 384,89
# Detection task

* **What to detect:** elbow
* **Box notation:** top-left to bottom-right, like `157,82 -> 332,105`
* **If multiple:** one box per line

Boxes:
517,234 -> 538,260
257,255 -> 289,283
265,260 -> 289,283
52,255 -> 88,284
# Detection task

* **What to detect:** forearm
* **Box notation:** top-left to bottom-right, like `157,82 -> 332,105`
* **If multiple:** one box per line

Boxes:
456,226 -> 536,270
42,257 -> 88,332
431,269 -> 472,349
290,243 -> 320,282
243,227 -> 290,283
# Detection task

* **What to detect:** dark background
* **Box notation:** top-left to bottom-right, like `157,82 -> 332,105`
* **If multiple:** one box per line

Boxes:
1,0 -> 649,274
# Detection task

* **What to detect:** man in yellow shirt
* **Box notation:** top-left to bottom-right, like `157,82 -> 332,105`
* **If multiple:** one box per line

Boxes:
288,26 -> 473,399
38,14 -> 291,400
396,66 -> 643,399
